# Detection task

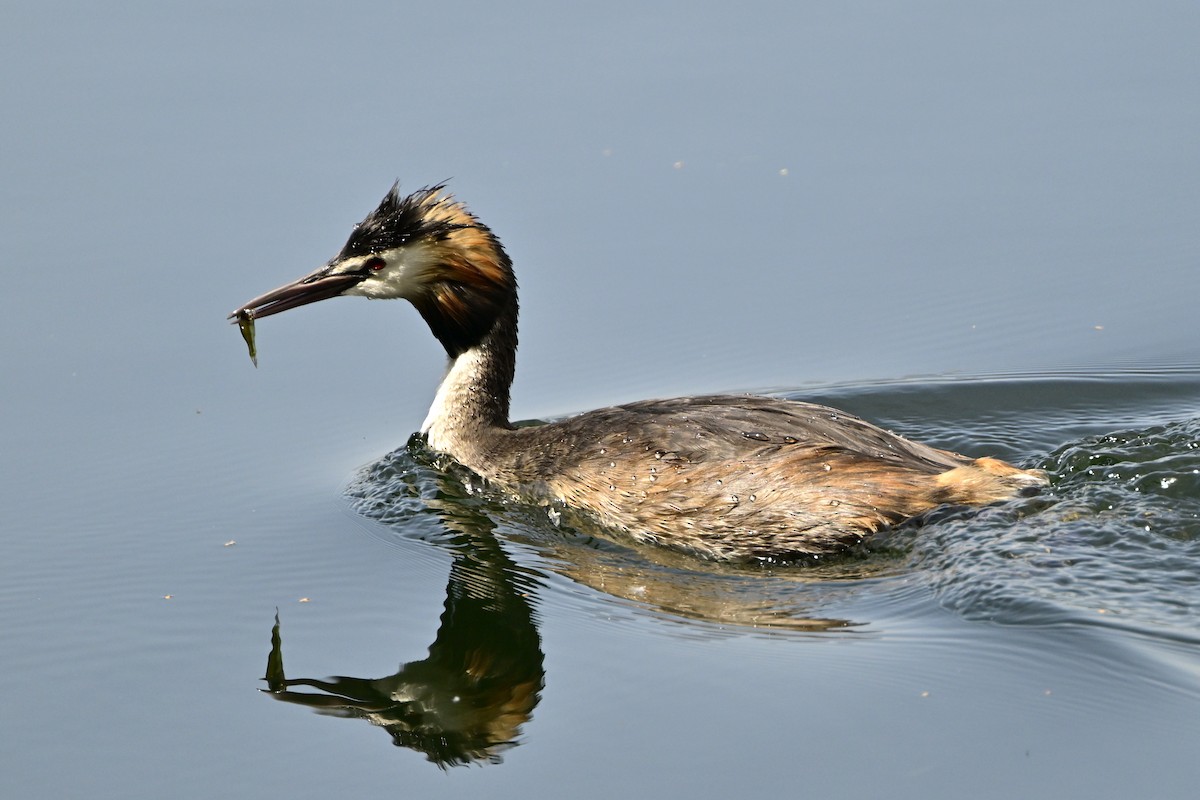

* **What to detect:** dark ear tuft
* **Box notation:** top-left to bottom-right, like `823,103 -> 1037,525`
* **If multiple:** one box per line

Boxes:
337,182 -> 457,260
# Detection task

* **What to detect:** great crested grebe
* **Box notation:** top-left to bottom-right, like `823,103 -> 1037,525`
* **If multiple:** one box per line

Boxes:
231,183 -> 1047,562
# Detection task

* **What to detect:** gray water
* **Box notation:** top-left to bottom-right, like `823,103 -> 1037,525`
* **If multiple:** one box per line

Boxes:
3,2 -> 1199,798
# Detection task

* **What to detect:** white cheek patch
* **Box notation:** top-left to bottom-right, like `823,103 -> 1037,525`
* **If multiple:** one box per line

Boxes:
344,271 -> 398,299
341,241 -> 441,300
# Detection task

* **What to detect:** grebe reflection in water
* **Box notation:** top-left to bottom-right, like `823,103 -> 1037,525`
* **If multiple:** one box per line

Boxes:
231,184 -> 1046,562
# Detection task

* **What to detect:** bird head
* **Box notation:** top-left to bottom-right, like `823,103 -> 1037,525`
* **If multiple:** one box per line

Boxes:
230,183 -> 515,357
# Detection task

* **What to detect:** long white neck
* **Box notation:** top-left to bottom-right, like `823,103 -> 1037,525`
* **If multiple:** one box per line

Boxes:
421,345 -> 495,444
419,299 -> 518,466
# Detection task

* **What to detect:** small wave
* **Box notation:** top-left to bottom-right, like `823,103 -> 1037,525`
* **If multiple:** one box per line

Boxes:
913,416 -> 1200,639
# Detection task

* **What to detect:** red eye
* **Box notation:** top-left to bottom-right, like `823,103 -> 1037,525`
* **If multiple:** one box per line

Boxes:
366,256 -> 386,271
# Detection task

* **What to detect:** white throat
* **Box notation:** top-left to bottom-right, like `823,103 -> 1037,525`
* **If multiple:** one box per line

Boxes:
420,345 -> 490,453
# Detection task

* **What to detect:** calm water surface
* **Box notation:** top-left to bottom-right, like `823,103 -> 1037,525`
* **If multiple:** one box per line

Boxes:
3,2 -> 1199,799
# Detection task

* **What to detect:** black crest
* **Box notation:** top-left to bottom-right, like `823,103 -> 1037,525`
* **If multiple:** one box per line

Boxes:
336,182 -> 466,260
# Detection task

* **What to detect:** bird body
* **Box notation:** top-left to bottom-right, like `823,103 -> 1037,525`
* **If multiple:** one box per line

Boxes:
232,184 -> 1046,562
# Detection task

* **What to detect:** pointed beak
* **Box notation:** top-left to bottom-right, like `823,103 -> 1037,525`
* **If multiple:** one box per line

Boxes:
228,265 -> 366,321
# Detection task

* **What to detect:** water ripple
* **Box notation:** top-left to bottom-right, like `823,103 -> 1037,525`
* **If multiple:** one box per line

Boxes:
909,416 -> 1200,640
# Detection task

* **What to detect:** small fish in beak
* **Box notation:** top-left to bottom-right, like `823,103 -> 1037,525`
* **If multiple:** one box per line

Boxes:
229,267 -> 369,366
